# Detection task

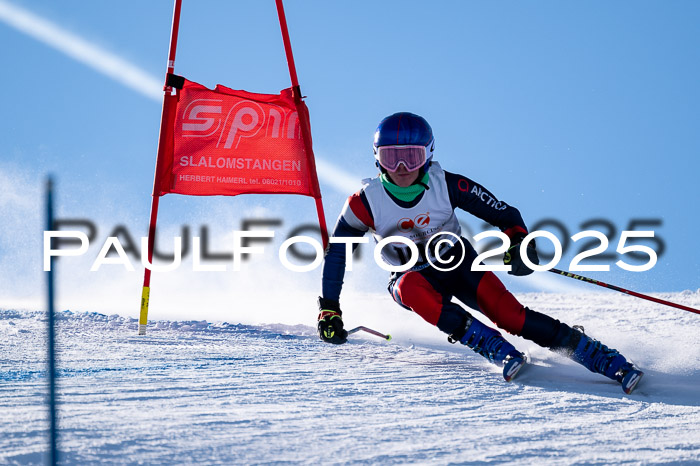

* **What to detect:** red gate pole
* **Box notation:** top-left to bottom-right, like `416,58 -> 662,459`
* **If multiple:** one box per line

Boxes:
275,0 -> 330,249
139,0 -> 184,335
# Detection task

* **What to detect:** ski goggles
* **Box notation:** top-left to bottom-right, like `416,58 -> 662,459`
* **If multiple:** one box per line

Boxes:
375,145 -> 427,172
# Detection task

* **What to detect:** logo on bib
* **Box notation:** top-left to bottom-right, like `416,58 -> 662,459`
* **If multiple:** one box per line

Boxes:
397,213 -> 430,232
414,213 -> 430,228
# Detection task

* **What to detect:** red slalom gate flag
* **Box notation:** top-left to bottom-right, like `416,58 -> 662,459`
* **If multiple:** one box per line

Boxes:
154,77 -> 321,198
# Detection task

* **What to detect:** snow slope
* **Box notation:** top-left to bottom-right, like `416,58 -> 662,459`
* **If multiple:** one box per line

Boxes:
1,291 -> 699,464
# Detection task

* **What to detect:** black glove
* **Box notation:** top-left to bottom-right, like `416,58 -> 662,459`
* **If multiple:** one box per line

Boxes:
504,233 -> 539,276
317,297 -> 348,344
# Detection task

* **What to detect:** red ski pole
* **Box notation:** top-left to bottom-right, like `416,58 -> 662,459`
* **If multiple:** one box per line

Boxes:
548,268 -> 700,315
274,0 -> 330,249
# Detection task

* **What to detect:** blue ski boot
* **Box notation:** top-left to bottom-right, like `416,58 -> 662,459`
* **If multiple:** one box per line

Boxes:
450,316 -> 526,382
569,326 -> 644,394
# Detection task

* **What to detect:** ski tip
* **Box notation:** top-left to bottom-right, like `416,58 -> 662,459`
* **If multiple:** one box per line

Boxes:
503,356 -> 526,382
622,369 -> 644,395
385,334 -> 392,341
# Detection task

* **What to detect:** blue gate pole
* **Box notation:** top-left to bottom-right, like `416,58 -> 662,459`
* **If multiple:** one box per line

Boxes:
46,176 -> 58,465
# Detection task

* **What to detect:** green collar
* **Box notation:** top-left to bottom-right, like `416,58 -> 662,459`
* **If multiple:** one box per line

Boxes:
380,172 -> 429,202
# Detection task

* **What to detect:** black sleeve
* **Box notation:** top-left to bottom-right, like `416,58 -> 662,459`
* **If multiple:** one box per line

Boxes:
321,216 -> 367,303
444,170 -> 528,237
321,191 -> 372,303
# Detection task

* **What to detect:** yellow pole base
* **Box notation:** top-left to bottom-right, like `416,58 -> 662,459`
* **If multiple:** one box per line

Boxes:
138,286 -> 150,335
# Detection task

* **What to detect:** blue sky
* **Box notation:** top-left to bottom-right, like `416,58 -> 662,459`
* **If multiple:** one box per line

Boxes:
1,0 -> 699,320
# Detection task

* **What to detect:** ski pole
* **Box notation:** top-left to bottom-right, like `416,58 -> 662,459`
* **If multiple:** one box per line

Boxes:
348,326 -> 392,341
548,268 -> 700,315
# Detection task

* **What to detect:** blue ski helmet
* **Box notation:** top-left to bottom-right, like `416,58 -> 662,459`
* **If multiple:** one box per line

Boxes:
373,112 -> 435,172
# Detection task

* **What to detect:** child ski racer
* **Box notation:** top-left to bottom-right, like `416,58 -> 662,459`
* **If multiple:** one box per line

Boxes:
317,112 -> 643,395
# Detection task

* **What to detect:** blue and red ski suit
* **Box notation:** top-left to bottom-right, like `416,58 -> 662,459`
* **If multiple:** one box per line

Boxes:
321,163 -> 570,348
